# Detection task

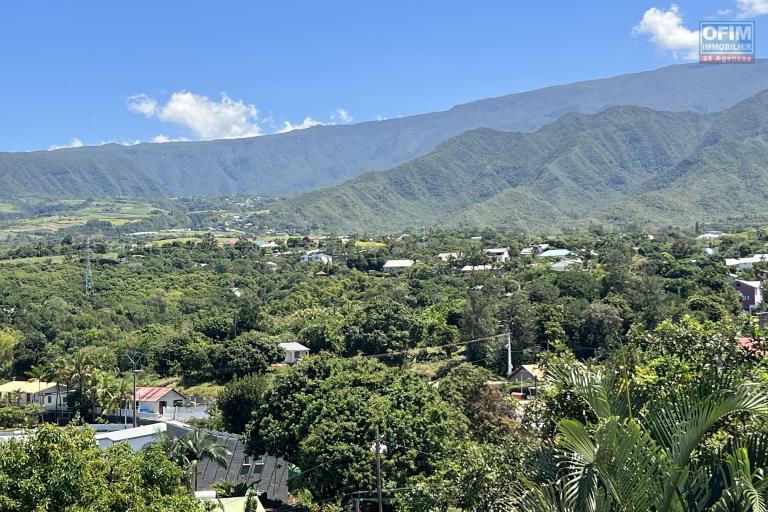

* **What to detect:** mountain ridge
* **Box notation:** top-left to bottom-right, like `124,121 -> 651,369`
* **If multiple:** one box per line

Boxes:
262,90 -> 768,233
3,61 -> 768,199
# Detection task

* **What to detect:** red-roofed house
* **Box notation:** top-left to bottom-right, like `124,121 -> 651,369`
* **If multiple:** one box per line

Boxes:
135,387 -> 186,415
738,337 -> 766,356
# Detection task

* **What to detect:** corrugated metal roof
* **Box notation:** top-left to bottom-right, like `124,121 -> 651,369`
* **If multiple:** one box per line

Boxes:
135,386 -> 185,402
538,249 -> 571,258
383,259 -> 415,268
94,422 -> 166,442
0,380 -> 62,394
279,342 -> 310,352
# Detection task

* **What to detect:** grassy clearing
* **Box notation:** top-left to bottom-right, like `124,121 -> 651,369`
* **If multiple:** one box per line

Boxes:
3,200 -> 161,233
355,240 -> 386,249
0,255 -> 68,265
0,252 -> 118,266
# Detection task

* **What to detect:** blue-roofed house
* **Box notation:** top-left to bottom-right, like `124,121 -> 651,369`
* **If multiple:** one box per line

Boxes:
537,249 -> 571,259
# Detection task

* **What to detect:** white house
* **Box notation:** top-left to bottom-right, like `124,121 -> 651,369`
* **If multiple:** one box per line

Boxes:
0,380 -> 67,410
725,254 -> 768,270
437,252 -> 459,262
461,264 -> 493,272
520,244 -> 551,256
302,251 -> 333,264
484,248 -> 510,262
95,422 -> 167,451
279,342 -> 311,364
134,387 -> 186,415
382,259 -> 415,270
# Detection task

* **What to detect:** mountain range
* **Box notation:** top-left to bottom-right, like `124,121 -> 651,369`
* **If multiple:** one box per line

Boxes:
263,89 -> 768,233
3,62 -> 768,201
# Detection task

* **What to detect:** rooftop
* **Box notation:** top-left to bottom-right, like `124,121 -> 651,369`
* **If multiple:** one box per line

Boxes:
135,386 -> 186,402
726,254 -> 768,266
736,280 -> 762,289
0,380 -> 62,394
383,259 -> 415,268
511,364 -> 544,381
461,264 -> 493,272
94,422 -> 166,442
538,249 -> 571,258
279,342 -> 310,352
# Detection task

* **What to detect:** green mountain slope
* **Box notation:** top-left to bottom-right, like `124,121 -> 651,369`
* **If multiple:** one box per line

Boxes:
264,90 -> 768,233
4,62 -> 768,199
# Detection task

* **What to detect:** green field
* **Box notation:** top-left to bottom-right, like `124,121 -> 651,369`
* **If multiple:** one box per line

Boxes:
355,240 -> 386,249
0,252 -> 118,266
0,200 -> 162,234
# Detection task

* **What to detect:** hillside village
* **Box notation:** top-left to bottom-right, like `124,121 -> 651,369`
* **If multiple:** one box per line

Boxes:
3,6 -> 768,508
0,222 -> 766,509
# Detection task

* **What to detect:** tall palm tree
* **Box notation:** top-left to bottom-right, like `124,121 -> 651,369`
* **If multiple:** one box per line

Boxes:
95,374 -> 131,422
25,364 -> 54,422
511,364 -> 768,512
65,353 -> 95,421
175,430 -> 231,492
25,364 -> 52,405
50,356 -> 69,423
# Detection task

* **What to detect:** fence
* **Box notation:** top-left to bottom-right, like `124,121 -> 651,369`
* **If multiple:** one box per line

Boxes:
138,405 -> 209,422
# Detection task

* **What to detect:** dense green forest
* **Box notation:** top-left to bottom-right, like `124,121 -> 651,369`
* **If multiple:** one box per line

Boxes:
264,90 -> 768,233
1,222 -> 768,510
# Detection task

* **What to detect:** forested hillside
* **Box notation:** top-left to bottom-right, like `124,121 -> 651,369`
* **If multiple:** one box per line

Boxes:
2,62 -> 768,199
265,90 -> 768,233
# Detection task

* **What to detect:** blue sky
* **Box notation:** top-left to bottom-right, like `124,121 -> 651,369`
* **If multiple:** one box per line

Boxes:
0,0 -> 765,151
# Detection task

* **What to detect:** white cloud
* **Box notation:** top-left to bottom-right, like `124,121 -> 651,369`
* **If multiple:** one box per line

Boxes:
98,139 -> 142,146
277,117 -> 323,133
129,91 -> 263,140
127,93 -> 158,117
717,8 -> 733,15
151,134 -> 190,143
332,108 -> 353,123
276,108 -> 354,133
129,91 -> 355,139
49,138 -> 84,150
736,0 -> 768,17
633,4 -> 699,59
158,92 -> 262,139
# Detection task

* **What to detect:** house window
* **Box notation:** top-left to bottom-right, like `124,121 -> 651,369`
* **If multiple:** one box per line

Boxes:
47,396 -> 51,404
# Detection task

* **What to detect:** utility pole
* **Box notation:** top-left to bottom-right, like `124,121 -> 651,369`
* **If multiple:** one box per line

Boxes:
125,352 -> 145,427
375,430 -> 384,512
506,331 -> 513,378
